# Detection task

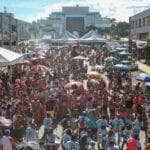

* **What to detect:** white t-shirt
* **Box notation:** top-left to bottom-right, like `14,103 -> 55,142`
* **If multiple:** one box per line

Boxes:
65,140 -> 80,150
1,136 -> 13,150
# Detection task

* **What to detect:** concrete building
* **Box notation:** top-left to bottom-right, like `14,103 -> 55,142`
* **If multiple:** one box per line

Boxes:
17,19 -> 31,42
0,12 -> 17,50
0,12 -> 31,50
129,8 -> 150,40
37,5 -> 112,38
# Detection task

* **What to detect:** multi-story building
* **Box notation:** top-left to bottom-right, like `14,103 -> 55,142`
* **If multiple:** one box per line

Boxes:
129,8 -> 150,40
0,12 -> 17,50
37,5 -> 112,38
17,19 -> 31,42
0,12 -> 31,50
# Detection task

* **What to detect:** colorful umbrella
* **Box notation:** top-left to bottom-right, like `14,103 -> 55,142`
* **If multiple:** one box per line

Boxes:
136,73 -> 150,82
87,71 -> 102,78
65,81 -> 83,89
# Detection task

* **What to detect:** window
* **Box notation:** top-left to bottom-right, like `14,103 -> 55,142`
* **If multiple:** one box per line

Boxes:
147,16 -> 150,26
143,17 -> 145,27
139,18 -> 141,27
4,42 -> 10,45
132,21 -> 134,28
135,20 -> 137,28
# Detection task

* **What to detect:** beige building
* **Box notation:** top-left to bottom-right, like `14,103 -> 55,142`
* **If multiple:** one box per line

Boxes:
129,8 -> 150,40
37,5 -> 112,38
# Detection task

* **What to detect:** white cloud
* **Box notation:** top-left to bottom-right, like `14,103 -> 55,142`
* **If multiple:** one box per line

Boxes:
21,0 -> 150,22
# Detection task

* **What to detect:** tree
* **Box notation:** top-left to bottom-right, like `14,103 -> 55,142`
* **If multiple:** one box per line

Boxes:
115,22 -> 129,37
85,25 -> 97,32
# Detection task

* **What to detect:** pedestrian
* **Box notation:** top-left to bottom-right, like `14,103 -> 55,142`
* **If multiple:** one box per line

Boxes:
45,128 -> 60,150
1,130 -> 15,150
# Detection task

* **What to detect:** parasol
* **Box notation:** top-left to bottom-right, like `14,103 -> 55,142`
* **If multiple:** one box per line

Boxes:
113,64 -> 129,71
16,141 -> 38,150
36,51 -> 46,57
72,55 -> 88,60
87,71 -> 102,78
0,117 -> 12,126
31,65 -> 49,72
104,56 -> 117,62
64,81 -> 83,89
145,82 -> 150,87
136,73 -> 150,82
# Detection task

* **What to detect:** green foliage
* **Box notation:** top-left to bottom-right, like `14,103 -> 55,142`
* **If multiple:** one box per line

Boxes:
85,21 -> 129,39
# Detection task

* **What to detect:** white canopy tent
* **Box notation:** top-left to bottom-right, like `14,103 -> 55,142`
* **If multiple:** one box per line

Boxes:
0,47 -> 24,66
52,30 -> 78,43
80,30 -> 106,42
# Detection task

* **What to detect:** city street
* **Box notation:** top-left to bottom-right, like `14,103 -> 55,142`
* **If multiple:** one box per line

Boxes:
0,1 -> 150,150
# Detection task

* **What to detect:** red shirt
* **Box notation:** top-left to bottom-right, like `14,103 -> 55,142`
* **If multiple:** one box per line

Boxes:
127,137 -> 136,150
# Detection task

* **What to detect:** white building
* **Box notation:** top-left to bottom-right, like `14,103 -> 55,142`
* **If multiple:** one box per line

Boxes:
37,5 -> 112,38
129,8 -> 150,40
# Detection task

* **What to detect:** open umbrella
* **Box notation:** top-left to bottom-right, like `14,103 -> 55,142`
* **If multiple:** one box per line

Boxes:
145,82 -> 150,87
16,141 -> 38,150
104,56 -> 117,62
72,55 -> 88,60
114,64 -> 129,71
31,65 -> 49,72
0,117 -> 12,126
87,71 -> 102,78
64,81 -> 83,89
136,73 -> 150,82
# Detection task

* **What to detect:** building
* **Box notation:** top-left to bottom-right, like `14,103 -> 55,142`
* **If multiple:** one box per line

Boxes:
17,19 -> 31,42
37,5 -> 112,38
129,8 -> 150,40
0,12 -> 17,50
0,12 -> 31,50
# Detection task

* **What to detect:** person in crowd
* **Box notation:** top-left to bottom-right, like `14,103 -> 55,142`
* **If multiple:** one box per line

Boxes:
1,130 -> 15,150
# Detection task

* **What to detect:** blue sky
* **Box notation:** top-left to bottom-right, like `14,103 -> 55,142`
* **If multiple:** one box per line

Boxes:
0,0 -> 150,22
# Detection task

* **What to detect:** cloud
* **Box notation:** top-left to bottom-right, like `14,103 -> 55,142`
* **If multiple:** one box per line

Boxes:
4,0 -> 150,22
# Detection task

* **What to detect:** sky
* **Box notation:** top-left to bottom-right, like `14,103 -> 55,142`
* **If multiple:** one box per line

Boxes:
0,0 -> 150,22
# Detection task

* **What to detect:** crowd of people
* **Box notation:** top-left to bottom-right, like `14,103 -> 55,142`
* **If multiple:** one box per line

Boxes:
0,46 -> 149,150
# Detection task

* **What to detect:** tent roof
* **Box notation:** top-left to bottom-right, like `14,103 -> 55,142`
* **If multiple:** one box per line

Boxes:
53,31 -> 78,41
0,47 -> 23,64
80,30 -> 106,42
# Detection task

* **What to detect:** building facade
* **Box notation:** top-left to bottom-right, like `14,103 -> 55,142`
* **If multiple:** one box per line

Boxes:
129,8 -> 150,40
17,19 -> 31,42
0,12 -> 31,50
37,5 -> 112,38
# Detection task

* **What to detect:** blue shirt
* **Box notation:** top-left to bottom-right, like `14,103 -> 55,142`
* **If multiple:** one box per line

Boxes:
43,117 -> 53,129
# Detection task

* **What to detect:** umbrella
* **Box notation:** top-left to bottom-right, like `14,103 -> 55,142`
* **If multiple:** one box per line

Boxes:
36,51 -> 46,57
114,64 -> 129,71
65,81 -> 83,89
0,117 -> 12,126
87,71 -> 102,78
89,79 -> 99,84
145,82 -> 150,87
136,73 -> 150,82
31,65 -> 49,72
16,141 -> 38,150
104,57 -> 117,62
72,55 -> 88,60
